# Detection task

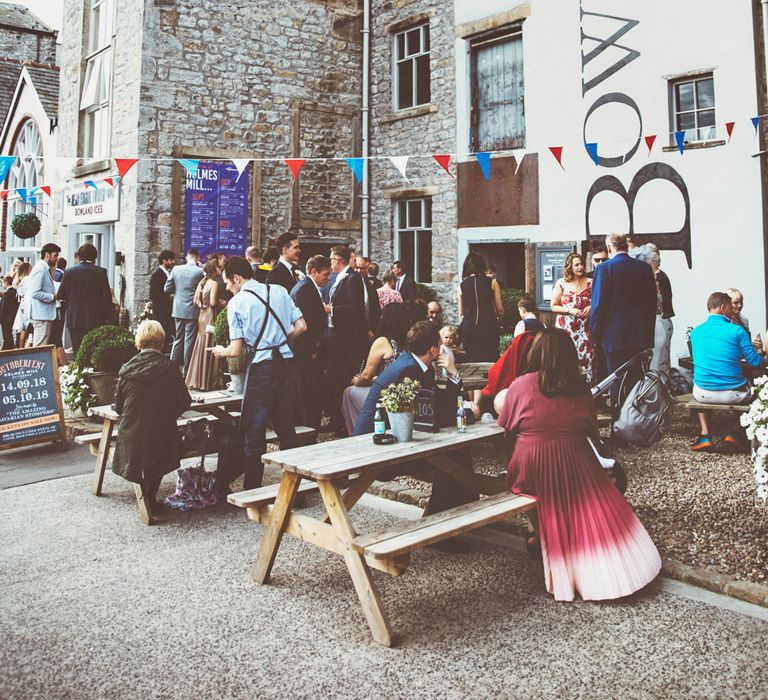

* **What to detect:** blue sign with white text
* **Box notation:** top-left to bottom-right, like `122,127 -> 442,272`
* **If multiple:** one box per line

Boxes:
184,162 -> 249,260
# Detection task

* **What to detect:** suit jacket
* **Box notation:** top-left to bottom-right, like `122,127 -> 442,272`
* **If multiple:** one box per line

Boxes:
396,274 -> 418,303
368,275 -> 384,290
321,271 -> 338,304
27,260 -> 57,321
364,275 -> 381,334
149,267 -> 173,326
590,252 -> 657,353
0,286 -> 18,325
164,262 -> 204,320
290,277 -> 326,357
353,352 -> 462,435
329,268 -> 367,343
266,260 -> 298,293
58,261 -> 113,330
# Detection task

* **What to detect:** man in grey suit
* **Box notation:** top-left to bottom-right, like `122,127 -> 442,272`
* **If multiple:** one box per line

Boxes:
164,248 -> 204,374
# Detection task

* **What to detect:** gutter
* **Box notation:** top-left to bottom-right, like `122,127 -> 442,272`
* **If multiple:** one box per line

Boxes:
361,0 -> 370,257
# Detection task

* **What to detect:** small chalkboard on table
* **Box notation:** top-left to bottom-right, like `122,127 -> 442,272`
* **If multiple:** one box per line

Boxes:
0,345 -> 67,452
414,388 -> 439,433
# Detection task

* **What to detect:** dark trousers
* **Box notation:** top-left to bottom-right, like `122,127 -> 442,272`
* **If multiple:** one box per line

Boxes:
69,327 -> 90,355
325,333 -> 366,430
1,322 -> 13,350
295,348 -> 325,431
241,358 -> 298,489
606,348 -> 644,408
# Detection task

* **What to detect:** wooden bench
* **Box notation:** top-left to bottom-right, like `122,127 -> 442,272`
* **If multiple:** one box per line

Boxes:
352,492 -> 536,559
675,393 -> 750,414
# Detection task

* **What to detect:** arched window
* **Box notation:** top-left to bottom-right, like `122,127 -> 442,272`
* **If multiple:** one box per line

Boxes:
6,119 -> 44,250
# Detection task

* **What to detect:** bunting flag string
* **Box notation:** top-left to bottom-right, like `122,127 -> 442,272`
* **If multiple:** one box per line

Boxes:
345,157 -> 364,184
17,188 -> 27,203
0,155 -> 15,184
585,143 -> 599,166
178,159 -> 200,177
285,158 -> 305,185
549,146 -> 565,170
726,122 -> 735,142
40,186 -> 51,198
752,116 -> 761,135
84,181 -> 98,190
644,134 -> 657,156
512,150 -> 526,175
674,131 -> 686,155
390,156 -> 409,181
231,158 -> 251,183
114,158 -> 139,180
475,152 -> 491,180
0,189 -> 7,200
432,154 -> 453,177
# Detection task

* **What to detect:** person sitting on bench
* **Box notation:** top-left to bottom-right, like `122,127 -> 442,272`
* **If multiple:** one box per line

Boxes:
689,291 -> 763,452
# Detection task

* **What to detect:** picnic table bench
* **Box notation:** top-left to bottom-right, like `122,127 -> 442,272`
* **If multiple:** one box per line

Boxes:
229,422 -> 536,646
675,393 -> 751,415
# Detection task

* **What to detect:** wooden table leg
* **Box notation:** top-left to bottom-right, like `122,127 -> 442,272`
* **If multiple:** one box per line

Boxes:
91,418 -> 114,497
252,471 -> 301,584
323,469 -> 382,524
317,479 -> 395,647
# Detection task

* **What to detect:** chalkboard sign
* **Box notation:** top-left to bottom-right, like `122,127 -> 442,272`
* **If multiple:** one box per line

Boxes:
0,346 -> 67,451
414,388 -> 439,433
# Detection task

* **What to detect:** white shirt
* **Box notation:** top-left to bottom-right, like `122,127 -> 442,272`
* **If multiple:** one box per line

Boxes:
514,313 -> 537,338
396,274 -> 405,292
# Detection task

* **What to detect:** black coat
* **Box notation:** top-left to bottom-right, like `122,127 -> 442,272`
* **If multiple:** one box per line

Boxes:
266,261 -> 298,292
149,267 -> 173,326
397,274 -> 418,303
364,275 -> 381,334
290,277 -> 327,357
0,286 -> 18,325
111,349 -> 191,484
330,270 -> 367,343
656,269 -> 675,319
58,261 -> 113,330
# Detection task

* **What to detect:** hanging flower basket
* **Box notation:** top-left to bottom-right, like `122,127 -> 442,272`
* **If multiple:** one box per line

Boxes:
11,212 -> 41,240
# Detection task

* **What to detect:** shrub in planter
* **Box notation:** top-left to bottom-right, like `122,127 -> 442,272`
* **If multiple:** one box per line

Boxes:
11,212 -> 41,240
415,283 -> 437,303
500,288 -> 526,325
75,324 -> 138,373
499,333 -> 515,355
213,308 -> 246,374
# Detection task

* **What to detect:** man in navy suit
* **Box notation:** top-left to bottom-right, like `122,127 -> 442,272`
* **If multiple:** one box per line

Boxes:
266,231 -> 302,292
291,254 -> 331,430
392,260 -> 418,303
590,233 -> 657,404
354,321 -> 462,436
58,243 -> 113,353
149,249 -> 176,353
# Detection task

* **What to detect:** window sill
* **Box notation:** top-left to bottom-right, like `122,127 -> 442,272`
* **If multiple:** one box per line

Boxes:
380,104 -> 437,124
73,159 -> 112,177
661,139 -> 726,152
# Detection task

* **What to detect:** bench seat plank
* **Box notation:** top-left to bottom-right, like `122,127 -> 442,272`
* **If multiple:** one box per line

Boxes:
229,480 -> 323,508
352,492 -> 536,559
676,393 -> 750,412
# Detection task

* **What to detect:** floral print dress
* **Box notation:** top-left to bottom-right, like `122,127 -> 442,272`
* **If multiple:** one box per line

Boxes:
554,278 -> 595,383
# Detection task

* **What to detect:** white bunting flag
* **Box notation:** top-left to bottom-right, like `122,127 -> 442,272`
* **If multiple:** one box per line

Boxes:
512,150 -> 526,176
390,156 -> 409,182
231,158 -> 251,183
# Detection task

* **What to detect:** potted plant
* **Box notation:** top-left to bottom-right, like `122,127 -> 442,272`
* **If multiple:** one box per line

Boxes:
379,377 -> 421,443
10,212 -> 41,240
75,324 -> 138,405
214,308 -> 247,393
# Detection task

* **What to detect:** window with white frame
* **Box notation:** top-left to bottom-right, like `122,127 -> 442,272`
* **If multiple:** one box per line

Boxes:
396,198 -> 432,283
671,74 -> 716,143
470,26 -> 525,152
6,119 -> 44,250
80,0 -> 113,159
393,23 -> 430,111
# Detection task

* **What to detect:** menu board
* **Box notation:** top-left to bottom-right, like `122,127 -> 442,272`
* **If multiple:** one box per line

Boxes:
414,388 -> 439,433
0,346 -> 66,451
184,162 -> 249,260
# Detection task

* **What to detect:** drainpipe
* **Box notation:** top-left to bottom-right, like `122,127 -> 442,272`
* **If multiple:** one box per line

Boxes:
361,0 -> 371,257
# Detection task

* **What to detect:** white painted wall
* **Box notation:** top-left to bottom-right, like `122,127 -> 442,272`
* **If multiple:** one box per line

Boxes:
454,0 -> 765,361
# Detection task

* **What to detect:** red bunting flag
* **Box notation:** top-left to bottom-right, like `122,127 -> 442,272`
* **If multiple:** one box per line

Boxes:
0,189 -> 7,200
725,122 -> 735,142
432,154 -> 454,177
104,178 -> 114,188
644,135 -> 657,155
114,158 -> 139,179
40,186 -> 51,198
285,159 -> 305,184
548,146 -> 564,170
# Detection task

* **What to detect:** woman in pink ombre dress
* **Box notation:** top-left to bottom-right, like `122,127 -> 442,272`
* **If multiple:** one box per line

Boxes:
498,328 -> 660,602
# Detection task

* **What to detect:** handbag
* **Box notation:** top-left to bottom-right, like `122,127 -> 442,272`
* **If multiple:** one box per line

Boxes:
179,418 -> 211,464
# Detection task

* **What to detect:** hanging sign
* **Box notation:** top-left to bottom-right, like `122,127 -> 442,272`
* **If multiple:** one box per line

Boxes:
62,184 -> 120,224
184,161 -> 249,259
0,346 -> 67,452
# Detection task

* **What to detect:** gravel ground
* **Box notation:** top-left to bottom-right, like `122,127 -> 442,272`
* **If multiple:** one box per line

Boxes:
320,407 -> 768,586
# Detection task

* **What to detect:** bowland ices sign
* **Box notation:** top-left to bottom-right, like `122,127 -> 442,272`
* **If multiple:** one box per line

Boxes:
62,184 -> 120,225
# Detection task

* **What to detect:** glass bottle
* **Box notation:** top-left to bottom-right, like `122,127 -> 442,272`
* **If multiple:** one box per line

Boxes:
374,401 -> 386,435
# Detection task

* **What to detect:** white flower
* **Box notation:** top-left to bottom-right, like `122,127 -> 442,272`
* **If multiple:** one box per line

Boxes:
740,414 -> 750,427
757,484 -> 768,501
756,469 -> 768,485
756,445 -> 768,459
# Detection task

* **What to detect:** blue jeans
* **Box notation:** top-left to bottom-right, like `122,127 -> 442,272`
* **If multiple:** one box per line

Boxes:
241,358 -> 298,489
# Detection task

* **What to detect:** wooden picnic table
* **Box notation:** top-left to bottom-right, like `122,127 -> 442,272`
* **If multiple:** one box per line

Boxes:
456,362 -> 493,391
86,389 -> 243,497
231,422 -> 536,646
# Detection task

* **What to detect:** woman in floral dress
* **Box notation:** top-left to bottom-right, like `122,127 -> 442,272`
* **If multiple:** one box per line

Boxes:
550,252 -> 595,384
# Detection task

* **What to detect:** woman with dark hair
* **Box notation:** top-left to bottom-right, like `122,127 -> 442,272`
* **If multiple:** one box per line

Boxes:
341,303 -> 410,434
498,328 -> 660,601
458,251 -> 504,362
550,252 -> 595,383
185,260 -> 221,390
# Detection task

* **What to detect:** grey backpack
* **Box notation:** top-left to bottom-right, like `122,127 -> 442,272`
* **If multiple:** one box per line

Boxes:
613,370 -> 676,446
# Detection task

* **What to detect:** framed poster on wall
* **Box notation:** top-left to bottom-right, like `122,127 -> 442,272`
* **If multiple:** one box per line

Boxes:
535,245 -> 575,310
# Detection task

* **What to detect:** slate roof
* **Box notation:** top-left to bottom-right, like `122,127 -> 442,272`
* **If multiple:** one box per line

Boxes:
0,3 -> 54,33
0,58 -> 59,126
0,59 -> 22,125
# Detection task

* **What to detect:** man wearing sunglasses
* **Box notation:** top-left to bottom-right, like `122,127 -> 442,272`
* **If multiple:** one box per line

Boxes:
587,245 -> 609,279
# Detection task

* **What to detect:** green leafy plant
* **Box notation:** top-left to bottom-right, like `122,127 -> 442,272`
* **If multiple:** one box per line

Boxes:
60,364 -> 96,412
213,309 -> 247,374
500,288 -> 526,322
499,333 -> 515,355
415,283 -> 437,303
379,377 -> 421,413
75,325 -> 137,373
10,212 -> 41,240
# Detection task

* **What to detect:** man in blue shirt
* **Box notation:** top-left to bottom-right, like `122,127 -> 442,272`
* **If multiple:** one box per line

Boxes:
211,256 -> 307,489
690,291 -> 763,452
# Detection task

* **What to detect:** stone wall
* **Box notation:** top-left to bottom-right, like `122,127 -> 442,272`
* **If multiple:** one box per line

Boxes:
0,26 -> 57,65
368,1 -> 458,318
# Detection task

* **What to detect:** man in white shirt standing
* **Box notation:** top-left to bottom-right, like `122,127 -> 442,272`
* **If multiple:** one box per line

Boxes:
27,242 -> 60,346
391,259 -> 417,303
266,231 -> 303,292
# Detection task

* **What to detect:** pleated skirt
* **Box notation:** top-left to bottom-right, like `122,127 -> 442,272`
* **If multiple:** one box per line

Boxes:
508,434 -> 661,602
